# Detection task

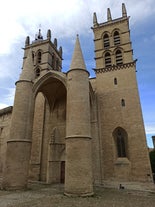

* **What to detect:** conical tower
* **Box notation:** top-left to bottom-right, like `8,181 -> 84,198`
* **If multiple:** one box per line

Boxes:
65,35 -> 94,196
2,50 -> 35,190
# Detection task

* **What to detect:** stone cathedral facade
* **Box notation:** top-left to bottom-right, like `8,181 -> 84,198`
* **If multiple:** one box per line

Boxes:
0,4 -> 154,195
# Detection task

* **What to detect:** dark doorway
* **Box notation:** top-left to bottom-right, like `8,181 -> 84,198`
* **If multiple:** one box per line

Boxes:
60,161 -> 65,183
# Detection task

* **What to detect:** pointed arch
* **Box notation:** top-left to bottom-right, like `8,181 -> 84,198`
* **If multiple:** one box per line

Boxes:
103,33 -> 110,48
104,51 -> 112,67
113,30 -> 121,45
115,49 -> 123,65
113,127 -> 128,158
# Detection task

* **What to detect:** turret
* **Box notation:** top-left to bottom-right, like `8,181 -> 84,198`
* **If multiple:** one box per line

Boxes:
65,35 -> 93,196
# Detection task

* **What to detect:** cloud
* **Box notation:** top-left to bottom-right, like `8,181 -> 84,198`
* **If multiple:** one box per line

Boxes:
0,103 -> 9,110
0,0 -> 155,56
145,123 -> 155,135
0,87 -> 15,107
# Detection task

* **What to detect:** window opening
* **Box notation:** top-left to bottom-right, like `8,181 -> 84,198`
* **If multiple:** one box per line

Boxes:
37,51 -> 42,64
103,34 -> 110,48
105,52 -> 112,67
114,78 -> 117,85
116,50 -> 123,65
36,68 -> 40,77
116,129 -> 126,157
114,31 -> 120,45
121,99 -> 125,107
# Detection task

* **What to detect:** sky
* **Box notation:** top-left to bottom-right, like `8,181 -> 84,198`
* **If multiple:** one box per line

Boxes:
0,0 -> 155,147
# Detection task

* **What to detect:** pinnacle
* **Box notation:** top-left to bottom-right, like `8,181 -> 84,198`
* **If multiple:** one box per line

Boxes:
70,35 -> 86,70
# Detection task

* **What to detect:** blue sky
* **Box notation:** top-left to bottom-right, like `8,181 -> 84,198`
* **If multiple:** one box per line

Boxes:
0,0 -> 155,147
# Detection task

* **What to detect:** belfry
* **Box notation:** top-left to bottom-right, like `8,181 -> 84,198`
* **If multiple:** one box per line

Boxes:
0,3 -> 154,195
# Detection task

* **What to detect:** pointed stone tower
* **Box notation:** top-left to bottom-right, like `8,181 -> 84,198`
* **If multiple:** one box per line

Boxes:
2,50 -> 35,189
65,35 -> 94,196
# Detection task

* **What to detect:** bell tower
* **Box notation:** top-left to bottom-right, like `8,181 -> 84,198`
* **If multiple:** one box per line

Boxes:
92,4 -> 152,182
24,28 -> 62,77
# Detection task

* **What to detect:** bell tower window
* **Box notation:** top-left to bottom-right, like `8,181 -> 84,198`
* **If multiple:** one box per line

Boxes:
105,52 -> 112,67
116,50 -> 123,65
114,31 -> 120,45
103,33 -> 110,48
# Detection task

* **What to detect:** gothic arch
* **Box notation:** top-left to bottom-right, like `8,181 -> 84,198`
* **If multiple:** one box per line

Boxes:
113,127 -> 128,158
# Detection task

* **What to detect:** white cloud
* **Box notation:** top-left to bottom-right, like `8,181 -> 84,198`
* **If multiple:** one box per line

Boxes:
0,0 -> 155,56
0,103 -> 9,109
145,123 -> 155,135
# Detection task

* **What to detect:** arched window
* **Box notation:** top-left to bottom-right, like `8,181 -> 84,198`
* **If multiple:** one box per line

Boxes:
114,77 -> 117,85
103,33 -> 110,48
121,99 -> 125,107
37,51 -> 42,64
113,128 -> 127,158
116,50 -> 123,65
114,31 -> 120,45
105,52 -> 112,67
35,67 -> 40,77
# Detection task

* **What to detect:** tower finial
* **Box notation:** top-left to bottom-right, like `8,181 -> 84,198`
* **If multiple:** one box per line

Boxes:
107,8 -> 112,21
35,28 -> 43,41
122,3 -> 127,17
93,12 -> 98,27
25,36 -> 30,47
47,29 -> 51,40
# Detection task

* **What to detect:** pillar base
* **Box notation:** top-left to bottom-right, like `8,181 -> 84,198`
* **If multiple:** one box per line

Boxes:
2,140 -> 31,190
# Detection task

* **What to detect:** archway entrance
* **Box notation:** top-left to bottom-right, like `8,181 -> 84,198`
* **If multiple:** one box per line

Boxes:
29,75 -> 67,184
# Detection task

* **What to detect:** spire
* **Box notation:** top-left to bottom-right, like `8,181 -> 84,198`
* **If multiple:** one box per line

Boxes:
107,8 -> 112,21
93,12 -> 98,27
122,3 -> 127,17
70,35 -> 86,70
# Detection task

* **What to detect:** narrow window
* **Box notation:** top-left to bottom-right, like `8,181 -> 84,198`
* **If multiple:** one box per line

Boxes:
116,129 -> 126,157
36,68 -> 40,77
121,99 -> 125,107
105,52 -> 111,67
52,53 -> 55,69
114,31 -> 120,45
37,51 -> 42,64
56,59 -> 59,71
116,50 -> 123,65
0,127 -> 3,136
32,52 -> 35,64
114,77 -> 117,85
103,34 -> 110,48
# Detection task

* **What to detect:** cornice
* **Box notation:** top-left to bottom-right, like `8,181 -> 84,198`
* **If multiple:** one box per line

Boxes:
94,60 -> 137,74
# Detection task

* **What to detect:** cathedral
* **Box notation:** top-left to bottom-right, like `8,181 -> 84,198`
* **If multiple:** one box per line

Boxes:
0,3 -> 154,196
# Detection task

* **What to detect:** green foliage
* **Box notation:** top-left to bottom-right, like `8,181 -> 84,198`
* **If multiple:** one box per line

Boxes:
149,150 -> 155,173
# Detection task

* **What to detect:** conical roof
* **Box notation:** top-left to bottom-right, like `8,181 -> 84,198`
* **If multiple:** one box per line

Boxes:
70,35 -> 86,70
